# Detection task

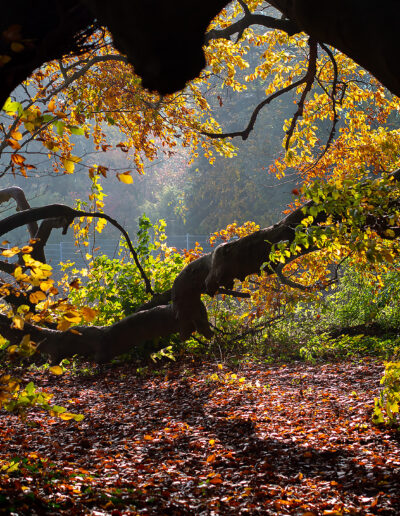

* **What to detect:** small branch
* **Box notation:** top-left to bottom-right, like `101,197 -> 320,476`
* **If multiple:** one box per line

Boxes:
32,217 -> 70,263
202,77 -> 306,141
237,0 -> 251,16
302,43 -> 340,174
0,260 -> 18,275
274,263 -> 314,291
42,54 -> 129,104
275,263 -> 337,292
285,38 -> 318,150
134,289 -> 172,312
217,288 -> 251,298
57,59 -> 69,81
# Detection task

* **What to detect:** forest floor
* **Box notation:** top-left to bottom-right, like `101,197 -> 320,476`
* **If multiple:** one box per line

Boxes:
0,358 -> 399,515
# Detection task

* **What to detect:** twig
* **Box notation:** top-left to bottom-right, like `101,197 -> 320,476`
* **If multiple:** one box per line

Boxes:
217,288 -> 251,298
285,38 -> 318,150
302,43 -> 340,174
202,77 -> 307,141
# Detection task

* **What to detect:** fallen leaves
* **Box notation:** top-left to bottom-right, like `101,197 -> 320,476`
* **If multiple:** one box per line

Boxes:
0,360 -> 399,514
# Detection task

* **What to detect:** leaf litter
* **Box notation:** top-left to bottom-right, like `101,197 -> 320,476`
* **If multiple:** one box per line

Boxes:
0,359 -> 399,514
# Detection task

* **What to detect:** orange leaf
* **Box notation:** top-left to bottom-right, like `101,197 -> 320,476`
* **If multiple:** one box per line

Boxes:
81,306 -> 98,322
209,475 -> 222,485
11,154 -> 25,165
10,129 -> 22,140
29,291 -> 46,304
6,139 -> 21,150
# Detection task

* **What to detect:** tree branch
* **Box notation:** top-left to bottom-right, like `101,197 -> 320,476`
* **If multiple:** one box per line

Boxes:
204,12 -> 299,45
285,38 -> 318,150
201,77 -> 307,140
0,187 -> 38,238
0,204 -> 153,295
2,171 -> 400,363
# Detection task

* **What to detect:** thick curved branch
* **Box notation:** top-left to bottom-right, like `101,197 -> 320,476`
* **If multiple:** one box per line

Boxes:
268,0 -> 400,98
0,187 -> 38,238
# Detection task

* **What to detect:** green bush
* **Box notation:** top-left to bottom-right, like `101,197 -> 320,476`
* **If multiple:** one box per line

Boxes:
68,214 -> 185,326
373,361 -> 400,428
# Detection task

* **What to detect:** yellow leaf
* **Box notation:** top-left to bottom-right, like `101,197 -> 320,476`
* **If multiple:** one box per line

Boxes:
7,139 -> 20,150
24,121 -> 34,132
117,172 -> 133,184
3,247 -> 20,257
57,319 -> 71,332
40,280 -> 53,292
49,365 -> 64,375
62,158 -> 75,174
206,454 -> 216,463
12,316 -> 24,330
217,364 -> 223,370
209,439 -> 215,445
144,434 -> 153,441
48,99 -> 55,112
11,153 -> 25,165
58,412 -> 76,420
69,329 -> 82,335
21,246 -> 33,254
29,291 -> 46,304
14,266 -> 24,280
63,311 -> 81,323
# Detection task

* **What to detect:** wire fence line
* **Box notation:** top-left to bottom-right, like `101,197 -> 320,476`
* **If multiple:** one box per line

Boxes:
43,234 -> 214,271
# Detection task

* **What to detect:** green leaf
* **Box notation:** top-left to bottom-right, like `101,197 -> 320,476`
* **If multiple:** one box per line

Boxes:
69,125 -> 85,135
25,382 -> 36,396
55,120 -> 65,136
51,405 -> 66,414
